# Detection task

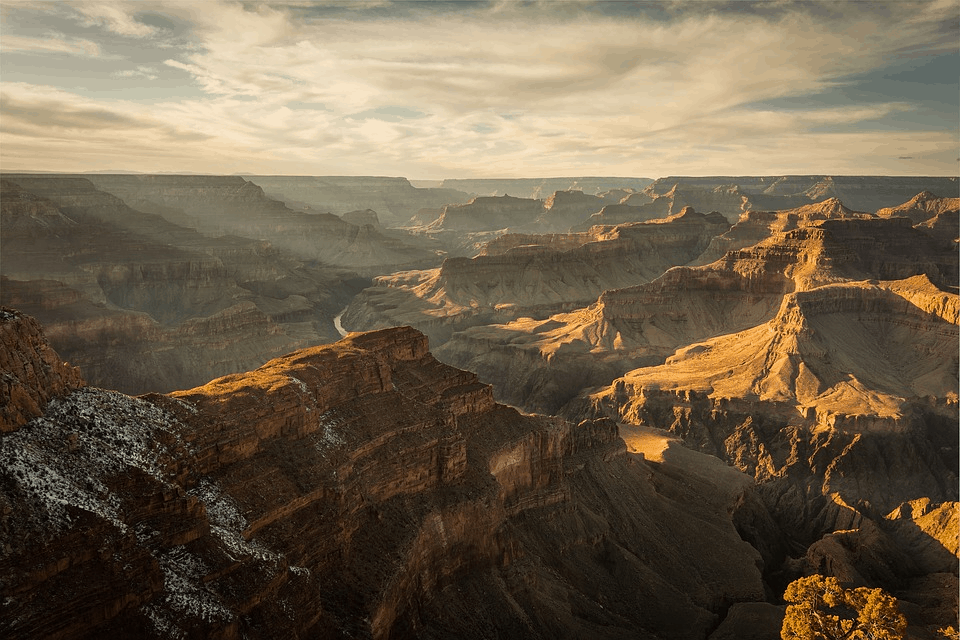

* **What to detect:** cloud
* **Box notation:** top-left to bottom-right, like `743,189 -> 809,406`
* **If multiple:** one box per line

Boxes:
1,1 -> 956,177
112,65 -> 160,80
71,1 -> 157,37
1,35 -> 101,57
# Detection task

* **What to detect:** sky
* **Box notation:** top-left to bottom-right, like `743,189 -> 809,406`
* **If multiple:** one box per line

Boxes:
1,0 -> 957,179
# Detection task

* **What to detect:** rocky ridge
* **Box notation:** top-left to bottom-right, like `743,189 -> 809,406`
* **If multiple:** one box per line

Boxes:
48,173 -> 441,274
243,175 -> 471,227
646,176 -> 958,213
568,276 -> 958,633
342,207 -> 729,347
0,178 -> 368,393
438,177 -> 654,200
0,312 -> 769,639
437,211 -> 958,414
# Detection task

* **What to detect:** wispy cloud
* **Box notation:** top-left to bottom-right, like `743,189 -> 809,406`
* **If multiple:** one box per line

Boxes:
0,0 -> 956,177
1,34 -> 101,57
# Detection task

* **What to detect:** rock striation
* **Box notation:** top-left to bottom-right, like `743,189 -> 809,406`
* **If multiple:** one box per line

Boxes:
0,177 -> 368,394
0,308 -> 84,432
438,177 -> 654,200
342,207 -> 730,347
568,276 -> 959,627
0,314 -> 766,639
437,214 -> 959,414
646,176 -> 959,213
243,175 -> 471,227
31,173 -> 441,274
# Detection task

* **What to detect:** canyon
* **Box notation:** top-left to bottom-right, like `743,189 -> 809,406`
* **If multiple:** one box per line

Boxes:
0,173 -> 957,638
1,309 -> 771,639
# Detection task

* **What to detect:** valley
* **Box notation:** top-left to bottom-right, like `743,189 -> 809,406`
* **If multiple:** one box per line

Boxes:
1,172 -> 957,638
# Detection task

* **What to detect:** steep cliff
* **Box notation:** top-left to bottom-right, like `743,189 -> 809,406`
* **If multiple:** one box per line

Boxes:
426,194 -> 546,233
0,315 -> 767,639
691,198 -> 872,265
436,216 -> 959,414
567,278 -> 958,629
342,208 -> 729,347
32,173 -> 441,274
243,175 -> 471,227
0,308 -> 84,432
647,176 -> 959,213
438,177 -> 654,200
0,178 -> 368,394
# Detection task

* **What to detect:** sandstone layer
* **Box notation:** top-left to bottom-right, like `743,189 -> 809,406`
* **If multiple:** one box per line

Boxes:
1,178 -> 367,394
242,175 -> 471,227
0,314 -> 767,639
342,208 -> 729,347
646,176 -> 958,213
21,173 -> 441,274
438,177 -> 653,200
438,213 -> 958,414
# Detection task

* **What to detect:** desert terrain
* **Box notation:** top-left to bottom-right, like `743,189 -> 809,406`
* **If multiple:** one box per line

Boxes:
1,172 -> 957,638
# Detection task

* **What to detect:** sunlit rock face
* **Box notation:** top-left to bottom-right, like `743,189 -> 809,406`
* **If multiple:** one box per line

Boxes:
437,212 -> 958,415
876,191 -> 960,224
341,207 -> 730,347
0,308 -> 84,432
0,316 -> 767,640
0,177 -> 368,394
564,277 -> 958,630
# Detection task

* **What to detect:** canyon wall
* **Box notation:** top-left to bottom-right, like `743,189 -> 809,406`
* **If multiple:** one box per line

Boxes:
647,176 -> 958,213
0,177 -> 368,394
0,313 -> 769,639
343,207 -> 729,347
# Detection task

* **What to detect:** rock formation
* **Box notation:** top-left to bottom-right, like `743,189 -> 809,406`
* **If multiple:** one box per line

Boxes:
0,178 -> 368,394
0,312 -> 767,639
438,177 -> 654,200
875,191 -> 959,225
426,194 -> 546,233
569,275 -> 958,631
33,173 -> 440,274
691,197 -> 872,265
0,308 -> 84,432
438,212 -> 958,413
340,208 -> 381,227
342,208 -> 729,347
243,175 -> 471,227
646,176 -> 958,213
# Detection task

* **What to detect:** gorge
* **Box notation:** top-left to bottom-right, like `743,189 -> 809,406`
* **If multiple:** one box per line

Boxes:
0,172 -> 956,639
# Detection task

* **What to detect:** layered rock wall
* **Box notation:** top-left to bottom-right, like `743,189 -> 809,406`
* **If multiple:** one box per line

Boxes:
0,317 -> 766,640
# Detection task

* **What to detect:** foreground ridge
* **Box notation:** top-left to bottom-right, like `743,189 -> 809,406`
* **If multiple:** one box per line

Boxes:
0,311 -> 768,639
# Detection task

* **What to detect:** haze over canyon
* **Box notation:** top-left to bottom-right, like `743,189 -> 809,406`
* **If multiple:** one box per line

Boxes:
0,171 -> 957,639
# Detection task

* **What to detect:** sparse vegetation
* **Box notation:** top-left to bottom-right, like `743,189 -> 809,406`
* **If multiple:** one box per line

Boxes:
780,575 -> 906,640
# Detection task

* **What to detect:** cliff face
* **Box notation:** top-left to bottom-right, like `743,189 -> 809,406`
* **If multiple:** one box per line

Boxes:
23,173 -> 443,274
436,215 -> 959,415
876,191 -> 960,226
567,277 -> 959,628
438,177 -> 654,200
243,175 -> 471,227
692,198 -> 872,265
0,316 -> 766,640
647,176 -> 959,213
0,308 -> 84,432
427,194 -> 546,232
0,178 -> 368,394
342,208 -> 729,348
